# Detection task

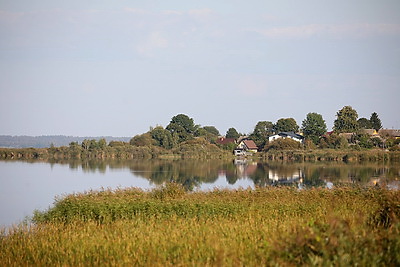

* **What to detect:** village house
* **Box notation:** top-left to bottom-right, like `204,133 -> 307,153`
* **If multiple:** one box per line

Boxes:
268,132 -> 304,143
362,129 -> 380,137
215,137 -> 236,145
379,129 -> 400,140
234,139 -> 258,156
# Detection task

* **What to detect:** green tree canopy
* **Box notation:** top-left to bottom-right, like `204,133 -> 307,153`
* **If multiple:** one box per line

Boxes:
333,106 -> 359,133
301,112 -> 327,145
249,121 -> 274,147
130,133 -> 154,147
150,126 -> 174,149
370,112 -> 382,131
166,123 -> 191,144
167,114 -> 195,134
357,118 -> 373,129
202,126 -> 220,136
274,118 -> 299,133
194,126 -> 220,143
225,127 -> 240,139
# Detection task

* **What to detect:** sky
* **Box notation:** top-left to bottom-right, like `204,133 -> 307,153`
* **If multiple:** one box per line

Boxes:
0,0 -> 399,137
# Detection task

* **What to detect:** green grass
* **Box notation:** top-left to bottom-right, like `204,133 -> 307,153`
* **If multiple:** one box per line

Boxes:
1,183 -> 400,266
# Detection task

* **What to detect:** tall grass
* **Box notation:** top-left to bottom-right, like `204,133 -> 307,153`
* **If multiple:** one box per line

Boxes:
1,184 -> 399,266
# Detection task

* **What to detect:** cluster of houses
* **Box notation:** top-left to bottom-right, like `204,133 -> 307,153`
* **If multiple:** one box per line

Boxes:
216,129 -> 400,156
216,131 -> 305,156
328,129 -> 400,143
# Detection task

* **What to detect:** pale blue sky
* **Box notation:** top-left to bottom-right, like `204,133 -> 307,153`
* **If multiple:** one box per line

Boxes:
1,0 -> 399,136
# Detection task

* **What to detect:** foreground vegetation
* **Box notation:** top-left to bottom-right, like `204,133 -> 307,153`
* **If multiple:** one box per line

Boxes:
1,184 -> 399,266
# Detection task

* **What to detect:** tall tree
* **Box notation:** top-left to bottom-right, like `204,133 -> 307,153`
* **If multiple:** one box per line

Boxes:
167,114 -> 195,134
166,123 -> 190,144
274,118 -> 299,133
370,112 -> 382,131
249,121 -> 274,147
333,106 -> 359,133
358,118 -> 373,129
225,127 -> 240,139
301,113 -> 327,145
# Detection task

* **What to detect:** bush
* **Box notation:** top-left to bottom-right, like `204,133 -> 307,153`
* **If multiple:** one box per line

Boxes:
263,138 -> 302,151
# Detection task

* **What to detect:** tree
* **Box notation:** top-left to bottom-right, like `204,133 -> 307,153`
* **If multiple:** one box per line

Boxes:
81,139 -> 90,150
249,121 -> 274,147
98,138 -> 107,149
130,133 -> 154,147
150,126 -> 174,149
195,126 -> 220,143
168,114 -> 195,134
370,112 -> 382,131
301,113 -> 327,145
166,123 -> 190,144
333,106 -> 359,133
166,114 -> 196,144
226,127 -> 240,139
202,126 -> 220,136
319,133 -> 348,149
274,118 -> 299,133
358,118 -> 372,129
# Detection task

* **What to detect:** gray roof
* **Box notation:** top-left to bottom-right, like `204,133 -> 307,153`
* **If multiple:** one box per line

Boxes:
279,132 -> 304,139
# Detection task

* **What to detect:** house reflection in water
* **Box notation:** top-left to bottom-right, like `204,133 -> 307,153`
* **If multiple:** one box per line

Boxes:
268,169 -> 303,185
230,160 -> 306,187
234,159 -> 258,178
229,160 -> 305,187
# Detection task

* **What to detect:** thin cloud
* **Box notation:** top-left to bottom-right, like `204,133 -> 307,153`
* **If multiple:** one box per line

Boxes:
136,31 -> 169,56
123,7 -> 148,15
162,10 -> 183,16
252,23 -> 400,39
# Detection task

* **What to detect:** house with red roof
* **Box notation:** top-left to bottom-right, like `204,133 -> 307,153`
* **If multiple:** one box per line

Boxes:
234,139 -> 258,156
215,137 -> 237,145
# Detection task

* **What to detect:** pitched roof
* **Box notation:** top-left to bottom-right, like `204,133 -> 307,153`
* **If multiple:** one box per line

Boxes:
379,129 -> 400,137
243,140 -> 258,150
216,137 -> 236,145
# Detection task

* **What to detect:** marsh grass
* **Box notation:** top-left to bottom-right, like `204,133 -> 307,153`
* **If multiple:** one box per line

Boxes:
1,184 -> 400,266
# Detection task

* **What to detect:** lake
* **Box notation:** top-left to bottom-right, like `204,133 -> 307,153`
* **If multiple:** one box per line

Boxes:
1,159 -> 399,227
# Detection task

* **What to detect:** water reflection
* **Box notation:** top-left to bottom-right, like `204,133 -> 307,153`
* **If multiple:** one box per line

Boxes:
46,159 -> 400,190
1,159 -> 399,226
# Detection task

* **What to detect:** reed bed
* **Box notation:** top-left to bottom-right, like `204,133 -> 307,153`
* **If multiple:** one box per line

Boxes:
1,184 -> 399,266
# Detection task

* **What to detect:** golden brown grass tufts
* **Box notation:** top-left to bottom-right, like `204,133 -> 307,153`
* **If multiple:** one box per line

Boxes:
1,185 -> 400,266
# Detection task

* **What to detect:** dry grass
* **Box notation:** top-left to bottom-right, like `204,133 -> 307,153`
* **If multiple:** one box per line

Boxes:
1,184 -> 399,266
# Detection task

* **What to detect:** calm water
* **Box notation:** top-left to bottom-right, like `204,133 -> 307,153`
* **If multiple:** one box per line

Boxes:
1,159 -> 399,227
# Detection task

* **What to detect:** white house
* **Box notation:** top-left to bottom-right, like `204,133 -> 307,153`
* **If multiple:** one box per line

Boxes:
268,132 -> 304,143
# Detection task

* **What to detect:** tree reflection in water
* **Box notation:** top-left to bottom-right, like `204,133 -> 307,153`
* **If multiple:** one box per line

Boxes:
56,158 -> 400,191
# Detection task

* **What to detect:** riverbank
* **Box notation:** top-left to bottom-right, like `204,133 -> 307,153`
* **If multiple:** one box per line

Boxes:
259,149 -> 400,162
0,141 -> 232,160
1,145 -> 400,162
1,184 -> 399,265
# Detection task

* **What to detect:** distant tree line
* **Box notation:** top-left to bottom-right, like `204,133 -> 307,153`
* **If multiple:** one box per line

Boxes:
126,106 -> 399,152
0,135 -> 130,149
1,106 -> 398,155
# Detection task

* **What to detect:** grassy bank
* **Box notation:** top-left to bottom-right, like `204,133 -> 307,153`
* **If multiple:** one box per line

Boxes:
1,184 -> 399,266
259,149 -> 400,162
1,146 -> 400,162
0,141 -> 232,160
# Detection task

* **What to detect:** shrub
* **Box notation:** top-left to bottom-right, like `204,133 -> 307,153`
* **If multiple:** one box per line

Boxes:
263,138 -> 302,151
